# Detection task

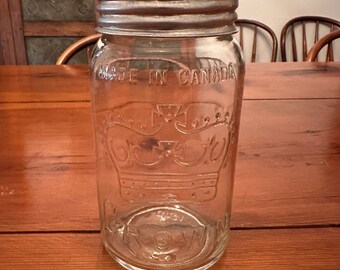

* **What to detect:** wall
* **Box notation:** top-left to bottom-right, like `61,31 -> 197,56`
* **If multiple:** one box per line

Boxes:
237,0 -> 340,61
21,0 -> 96,64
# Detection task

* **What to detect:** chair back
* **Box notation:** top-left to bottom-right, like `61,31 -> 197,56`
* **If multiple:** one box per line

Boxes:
235,19 -> 278,62
306,29 -> 340,62
56,33 -> 101,65
280,16 -> 340,62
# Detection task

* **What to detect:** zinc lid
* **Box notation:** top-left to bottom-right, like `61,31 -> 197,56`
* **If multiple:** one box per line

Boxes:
96,0 -> 238,37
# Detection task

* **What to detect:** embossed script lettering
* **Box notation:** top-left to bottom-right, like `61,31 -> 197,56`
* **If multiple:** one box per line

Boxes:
97,64 -> 138,83
95,58 -> 236,86
178,63 -> 236,86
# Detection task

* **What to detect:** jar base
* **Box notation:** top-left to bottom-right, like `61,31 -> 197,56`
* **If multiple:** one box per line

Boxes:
105,244 -> 225,270
102,205 -> 229,270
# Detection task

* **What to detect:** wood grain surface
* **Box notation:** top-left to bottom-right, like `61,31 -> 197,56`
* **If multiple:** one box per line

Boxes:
0,65 -> 90,103
243,62 -> 340,99
0,228 -> 339,270
0,62 -> 339,103
8,0 -> 27,65
0,0 -> 17,64
1,99 -> 339,231
23,22 -> 97,37
0,62 -> 339,269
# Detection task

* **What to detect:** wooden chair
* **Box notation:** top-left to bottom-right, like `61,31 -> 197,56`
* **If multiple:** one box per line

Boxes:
280,16 -> 340,62
306,29 -> 340,62
235,19 -> 278,62
56,33 -> 101,65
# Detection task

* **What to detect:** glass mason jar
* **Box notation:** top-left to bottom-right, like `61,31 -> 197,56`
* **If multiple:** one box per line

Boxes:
90,1 -> 244,269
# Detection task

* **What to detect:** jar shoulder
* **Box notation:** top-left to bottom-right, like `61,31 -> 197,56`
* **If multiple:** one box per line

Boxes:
90,35 -> 244,68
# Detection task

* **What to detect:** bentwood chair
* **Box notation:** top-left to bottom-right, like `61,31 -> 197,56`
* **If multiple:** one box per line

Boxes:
280,16 -> 340,62
56,33 -> 101,65
306,29 -> 340,62
235,19 -> 278,62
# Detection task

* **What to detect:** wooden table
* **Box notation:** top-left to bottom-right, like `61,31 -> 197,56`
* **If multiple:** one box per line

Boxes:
0,62 -> 339,269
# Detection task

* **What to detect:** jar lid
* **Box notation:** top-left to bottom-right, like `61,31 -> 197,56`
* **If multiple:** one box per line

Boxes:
96,0 -> 238,37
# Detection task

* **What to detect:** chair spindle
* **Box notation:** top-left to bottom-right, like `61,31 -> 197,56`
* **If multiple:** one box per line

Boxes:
291,24 -> 298,61
302,21 -> 307,60
240,25 -> 244,50
251,26 -> 258,62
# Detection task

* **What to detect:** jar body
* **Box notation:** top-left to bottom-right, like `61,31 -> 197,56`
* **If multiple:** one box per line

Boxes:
90,35 -> 244,270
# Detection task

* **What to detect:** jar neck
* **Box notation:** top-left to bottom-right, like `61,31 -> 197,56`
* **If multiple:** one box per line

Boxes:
96,0 -> 238,37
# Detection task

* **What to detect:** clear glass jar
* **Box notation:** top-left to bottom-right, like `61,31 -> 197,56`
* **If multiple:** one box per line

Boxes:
90,1 -> 244,269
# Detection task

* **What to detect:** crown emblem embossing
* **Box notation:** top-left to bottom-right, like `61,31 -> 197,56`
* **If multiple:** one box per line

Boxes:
102,101 -> 234,203
122,207 -> 207,264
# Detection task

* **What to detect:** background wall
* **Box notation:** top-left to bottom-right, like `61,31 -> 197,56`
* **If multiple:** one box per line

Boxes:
1,0 -> 339,64
237,0 -> 340,61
